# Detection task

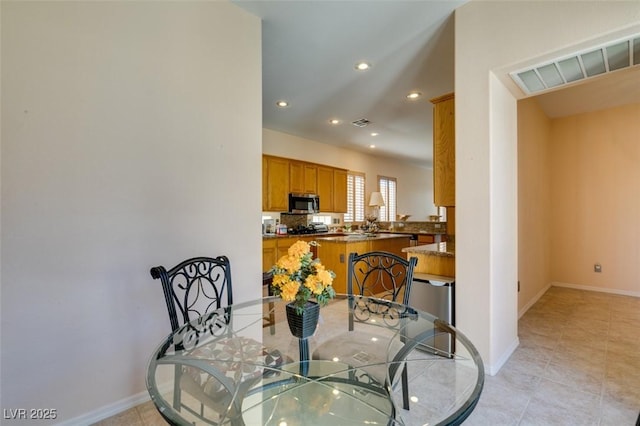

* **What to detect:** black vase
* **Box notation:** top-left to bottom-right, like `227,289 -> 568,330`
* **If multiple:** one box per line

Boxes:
286,301 -> 320,339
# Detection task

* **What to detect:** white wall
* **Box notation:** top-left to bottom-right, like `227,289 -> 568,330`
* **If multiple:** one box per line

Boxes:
455,1 -> 640,374
263,128 -> 436,219
1,2 -> 261,424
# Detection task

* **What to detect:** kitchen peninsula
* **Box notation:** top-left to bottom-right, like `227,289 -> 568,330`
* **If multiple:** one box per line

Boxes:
314,233 -> 411,294
402,242 -> 455,277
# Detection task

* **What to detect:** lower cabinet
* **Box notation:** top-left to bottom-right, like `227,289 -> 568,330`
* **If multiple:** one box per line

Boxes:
262,239 -> 277,273
263,237 -> 318,272
315,237 -> 411,294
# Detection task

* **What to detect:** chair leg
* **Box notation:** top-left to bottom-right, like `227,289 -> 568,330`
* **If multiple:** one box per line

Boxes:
268,300 -> 276,335
402,364 -> 410,410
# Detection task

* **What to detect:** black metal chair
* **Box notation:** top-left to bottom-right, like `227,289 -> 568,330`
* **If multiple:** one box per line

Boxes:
151,256 -> 233,333
150,257 -> 288,424
150,256 -> 235,421
313,251 -> 418,411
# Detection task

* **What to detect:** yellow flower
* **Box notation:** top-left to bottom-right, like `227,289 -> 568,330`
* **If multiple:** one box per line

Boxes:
315,268 -> 333,286
280,280 -> 301,302
277,255 -> 301,274
288,240 -> 311,258
304,274 -> 324,295
272,273 -> 291,288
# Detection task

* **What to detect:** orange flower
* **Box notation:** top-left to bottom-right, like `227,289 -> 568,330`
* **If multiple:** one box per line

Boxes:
280,280 -> 301,302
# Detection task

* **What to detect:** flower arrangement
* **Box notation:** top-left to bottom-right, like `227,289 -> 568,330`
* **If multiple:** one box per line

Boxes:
270,240 -> 336,314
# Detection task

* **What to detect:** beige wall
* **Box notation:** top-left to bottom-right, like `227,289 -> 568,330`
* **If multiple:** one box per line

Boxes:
518,101 -> 640,316
456,1 -> 640,374
550,103 -> 640,295
1,2 -> 261,423
263,128 -> 437,219
517,99 -> 553,315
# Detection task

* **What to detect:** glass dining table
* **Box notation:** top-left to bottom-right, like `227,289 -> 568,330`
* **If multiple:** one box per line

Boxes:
146,295 -> 484,426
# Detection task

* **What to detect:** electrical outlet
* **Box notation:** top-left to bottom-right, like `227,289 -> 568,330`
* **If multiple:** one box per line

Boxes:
594,263 -> 602,273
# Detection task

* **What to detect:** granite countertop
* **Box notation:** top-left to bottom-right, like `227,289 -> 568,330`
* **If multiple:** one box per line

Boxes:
262,232 -> 344,239
377,229 -> 447,235
402,242 -> 455,258
315,233 -> 412,243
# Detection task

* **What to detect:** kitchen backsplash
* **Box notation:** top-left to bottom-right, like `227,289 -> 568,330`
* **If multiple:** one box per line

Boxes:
264,212 -> 448,235
378,221 -> 447,234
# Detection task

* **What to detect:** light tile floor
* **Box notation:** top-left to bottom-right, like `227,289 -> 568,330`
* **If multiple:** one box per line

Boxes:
94,287 -> 640,425
464,286 -> 640,426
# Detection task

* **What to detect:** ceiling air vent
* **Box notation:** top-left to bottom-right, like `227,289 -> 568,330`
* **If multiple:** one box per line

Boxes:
351,118 -> 371,127
511,35 -> 640,95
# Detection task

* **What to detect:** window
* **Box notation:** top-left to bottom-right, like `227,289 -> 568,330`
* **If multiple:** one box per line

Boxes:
311,215 -> 332,225
378,176 -> 397,221
344,172 -> 365,222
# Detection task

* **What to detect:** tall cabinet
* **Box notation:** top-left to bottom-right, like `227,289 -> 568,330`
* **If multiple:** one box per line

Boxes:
430,93 -> 455,207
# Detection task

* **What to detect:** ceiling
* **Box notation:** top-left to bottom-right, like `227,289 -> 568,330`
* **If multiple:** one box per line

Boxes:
234,1 -> 640,168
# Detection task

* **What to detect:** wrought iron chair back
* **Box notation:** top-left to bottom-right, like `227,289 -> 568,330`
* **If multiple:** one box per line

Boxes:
348,250 -> 417,306
346,250 -> 418,411
150,256 -> 233,333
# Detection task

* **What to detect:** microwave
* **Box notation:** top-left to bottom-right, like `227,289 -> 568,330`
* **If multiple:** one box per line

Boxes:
289,193 -> 320,214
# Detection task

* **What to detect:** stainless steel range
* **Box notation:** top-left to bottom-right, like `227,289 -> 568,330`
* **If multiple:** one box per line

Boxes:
287,222 -> 329,235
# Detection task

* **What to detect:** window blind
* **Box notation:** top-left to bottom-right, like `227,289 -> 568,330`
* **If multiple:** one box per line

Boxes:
345,172 -> 365,222
378,176 -> 397,221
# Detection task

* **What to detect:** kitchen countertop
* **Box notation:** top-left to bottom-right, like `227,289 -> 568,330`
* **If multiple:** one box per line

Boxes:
377,229 -> 447,235
262,232 -> 344,239
315,233 -> 412,243
402,242 -> 455,258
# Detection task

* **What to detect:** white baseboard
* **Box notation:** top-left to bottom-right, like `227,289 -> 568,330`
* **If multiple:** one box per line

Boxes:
487,336 -> 519,376
551,281 -> 640,298
518,283 -> 552,318
54,390 -> 152,426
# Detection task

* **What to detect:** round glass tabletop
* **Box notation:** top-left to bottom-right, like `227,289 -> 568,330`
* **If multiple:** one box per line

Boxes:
147,295 -> 484,425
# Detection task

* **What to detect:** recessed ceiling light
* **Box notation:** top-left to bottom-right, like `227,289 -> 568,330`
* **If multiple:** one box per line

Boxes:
370,132 -> 379,136
406,91 -> 422,100
329,118 -> 341,125
355,62 -> 371,71
369,144 -> 376,149
275,100 -> 289,108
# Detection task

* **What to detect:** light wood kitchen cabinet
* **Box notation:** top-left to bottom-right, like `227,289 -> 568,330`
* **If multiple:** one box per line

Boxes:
263,155 -> 290,211
315,240 -> 370,294
315,236 -> 411,294
262,239 -> 277,272
431,93 -> 455,207
262,155 -> 348,213
290,161 -> 318,195
289,161 -> 304,194
417,234 -> 435,245
333,168 -> 348,213
265,236 -> 318,271
317,166 -> 334,212
304,164 -> 317,193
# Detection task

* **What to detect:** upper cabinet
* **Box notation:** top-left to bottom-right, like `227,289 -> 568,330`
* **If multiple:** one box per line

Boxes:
289,161 -> 305,194
263,155 -> 290,211
333,169 -> 348,213
263,155 -> 347,213
303,164 -> 317,193
430,93 -> 455,207
316,166 -> 334,212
